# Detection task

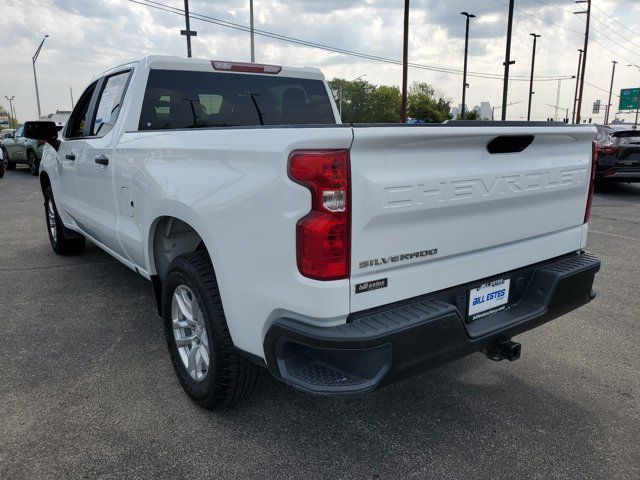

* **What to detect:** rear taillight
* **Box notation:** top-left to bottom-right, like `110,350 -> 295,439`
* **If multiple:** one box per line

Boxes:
288,149 -> 350,280
584,140 -> 597,224
597,145 -> 618,156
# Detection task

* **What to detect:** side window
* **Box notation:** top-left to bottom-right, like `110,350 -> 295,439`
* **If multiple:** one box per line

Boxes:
65,81 -> 98,139
14,126 -> 24,138
92,71 -> 131,137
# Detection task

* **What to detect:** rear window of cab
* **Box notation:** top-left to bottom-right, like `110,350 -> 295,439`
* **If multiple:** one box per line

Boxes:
138,70 -> 336,130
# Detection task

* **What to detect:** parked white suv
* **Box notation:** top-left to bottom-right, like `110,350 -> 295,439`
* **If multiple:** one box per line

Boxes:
25,56 -> 600,409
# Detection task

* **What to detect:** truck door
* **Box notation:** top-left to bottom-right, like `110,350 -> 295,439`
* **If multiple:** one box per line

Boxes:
7,125 -> 25,160
71,70 -> 132,255
56,80 -> 99,233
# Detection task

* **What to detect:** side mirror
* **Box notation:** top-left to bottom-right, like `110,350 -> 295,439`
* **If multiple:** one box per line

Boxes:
24,121 -> 60,150
24,121 -> 58,141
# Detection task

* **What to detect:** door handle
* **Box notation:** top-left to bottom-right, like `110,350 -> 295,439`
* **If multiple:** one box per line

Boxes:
65,153 -> 76,161
95,155 -> 109,166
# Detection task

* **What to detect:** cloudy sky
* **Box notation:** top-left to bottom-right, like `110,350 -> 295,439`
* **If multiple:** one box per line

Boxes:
1,0 -> 639,123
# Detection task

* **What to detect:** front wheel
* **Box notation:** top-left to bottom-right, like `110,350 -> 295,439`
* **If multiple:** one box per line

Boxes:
1,149 -> 13,170
44,186 -> 86,255
28,150 -> 40,176
162,251 -> 259,410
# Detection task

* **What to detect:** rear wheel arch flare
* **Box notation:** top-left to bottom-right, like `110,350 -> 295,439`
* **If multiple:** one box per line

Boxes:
150,216 -> 209,281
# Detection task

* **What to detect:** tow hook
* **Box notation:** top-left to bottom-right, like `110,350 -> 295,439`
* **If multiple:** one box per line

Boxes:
485,339 -> 521,362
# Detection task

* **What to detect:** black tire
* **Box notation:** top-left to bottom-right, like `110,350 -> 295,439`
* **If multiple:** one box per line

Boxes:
162,251 -> 258,410
43,186 -> 86,255
28,150 -> 40,176
2,149 -> 14,170
0,158 -> 4,178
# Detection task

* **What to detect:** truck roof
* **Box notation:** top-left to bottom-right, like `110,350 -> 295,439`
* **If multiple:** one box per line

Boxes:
98,55 -> 325,81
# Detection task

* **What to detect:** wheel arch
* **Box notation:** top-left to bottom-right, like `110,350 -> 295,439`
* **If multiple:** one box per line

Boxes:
148,215 -> 211,315
39,171 -> 51,194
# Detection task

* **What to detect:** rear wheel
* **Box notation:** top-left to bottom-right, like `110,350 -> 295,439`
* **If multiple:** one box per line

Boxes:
28,150 -> 39,176
44,186 -> 86,255
162,251 -> 258,410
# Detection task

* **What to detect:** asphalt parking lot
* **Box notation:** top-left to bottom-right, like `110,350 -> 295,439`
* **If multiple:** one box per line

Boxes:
1,167 -> 638,480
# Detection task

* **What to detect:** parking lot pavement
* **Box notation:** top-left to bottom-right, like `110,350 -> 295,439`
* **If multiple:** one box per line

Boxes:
0,167 -> 638,480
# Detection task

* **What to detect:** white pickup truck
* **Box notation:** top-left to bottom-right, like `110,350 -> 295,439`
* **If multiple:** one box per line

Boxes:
25,56 -> 600,410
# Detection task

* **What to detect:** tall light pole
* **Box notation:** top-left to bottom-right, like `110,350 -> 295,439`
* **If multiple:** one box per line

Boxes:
604,61 -> 617,124
527,33 -> 541,121
32,34 -> 48,119
575,0 -> 591,124
572,49 -> 583,123
181,0 -> 197,58
401,0 -> 410,123
460,12 -> 475,120
501,0 -> 515,121
4,96 -> 15,128
250,0 -> 255,62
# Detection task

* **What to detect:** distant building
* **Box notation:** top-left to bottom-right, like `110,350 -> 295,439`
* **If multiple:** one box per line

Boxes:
452,102 -> 492,120
474,102 -> 493,120
39,110 -> 71,127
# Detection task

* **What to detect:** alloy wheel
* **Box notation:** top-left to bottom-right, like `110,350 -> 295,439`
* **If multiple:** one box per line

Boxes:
47,199 -> 57,243
171,285 -> 210,381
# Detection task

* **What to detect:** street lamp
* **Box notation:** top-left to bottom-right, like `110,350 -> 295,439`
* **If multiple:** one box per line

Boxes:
32,34 -> 49,119
604,61 -> 617,124
339,74 -> 366,119
460,12 -> 476,119
527,33 -> 541,122
501,0 -> 516,121
4,96 -> 16,128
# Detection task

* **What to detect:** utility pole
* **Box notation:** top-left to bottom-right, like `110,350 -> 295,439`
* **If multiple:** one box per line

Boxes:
460,12 -> 475,120
572,49 -> 583,123
554,79 -> 561,121
401,0 -> 410,123
604,61 -> 617,124
250,0 -> 255,62
69,86 -> 74,109
575,0 -> 591,124
32,34 -> 49,119
4,96 -> 15,129
527,33 -> 541,121
501,0 -> 515,121
180,0 -> 197,58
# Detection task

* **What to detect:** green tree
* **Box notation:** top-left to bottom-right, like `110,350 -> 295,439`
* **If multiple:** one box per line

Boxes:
407,82 -> 452,123
370,85 -> 402,123
328,79 -> 402,123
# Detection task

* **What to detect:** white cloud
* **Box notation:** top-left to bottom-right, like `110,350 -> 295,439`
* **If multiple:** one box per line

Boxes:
1,0 -> 639,122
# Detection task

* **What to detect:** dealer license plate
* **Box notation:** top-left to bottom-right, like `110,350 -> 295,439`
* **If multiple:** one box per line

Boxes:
468,278 -> 511,320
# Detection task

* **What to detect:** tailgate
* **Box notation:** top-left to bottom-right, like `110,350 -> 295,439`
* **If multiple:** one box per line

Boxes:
349,125 -> 595,312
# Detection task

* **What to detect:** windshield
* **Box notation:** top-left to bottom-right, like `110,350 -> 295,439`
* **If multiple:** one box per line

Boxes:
139,70 -> 336,130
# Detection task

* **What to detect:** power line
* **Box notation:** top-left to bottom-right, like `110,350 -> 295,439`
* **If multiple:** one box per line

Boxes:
589,13 -> 640,50
129,0 -> 573,82
591,3 -> 638,36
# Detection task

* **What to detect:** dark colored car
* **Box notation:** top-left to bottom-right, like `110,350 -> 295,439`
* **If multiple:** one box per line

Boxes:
594,125 -> 640,183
